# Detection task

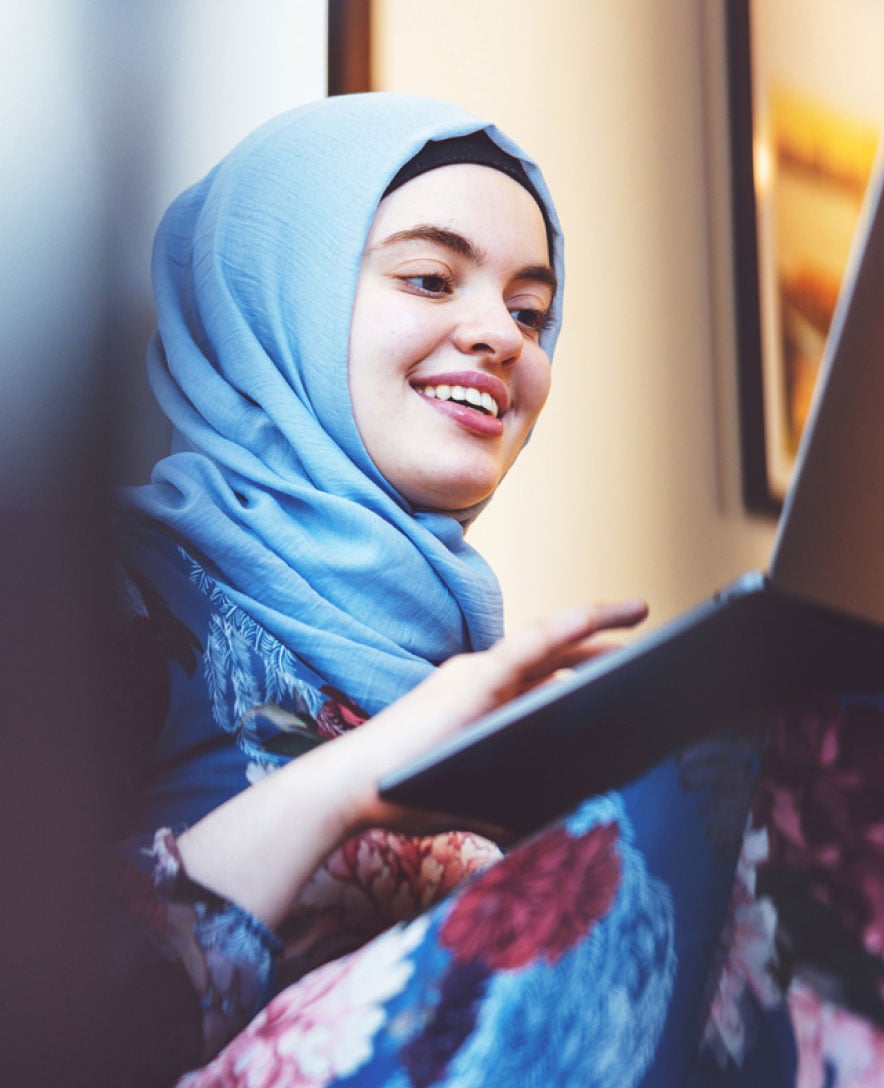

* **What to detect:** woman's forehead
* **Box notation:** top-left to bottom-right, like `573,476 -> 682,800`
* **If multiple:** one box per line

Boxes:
365,163 -> 551,265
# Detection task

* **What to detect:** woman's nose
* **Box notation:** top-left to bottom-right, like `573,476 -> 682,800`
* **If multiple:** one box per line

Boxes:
452,295 -> 523,364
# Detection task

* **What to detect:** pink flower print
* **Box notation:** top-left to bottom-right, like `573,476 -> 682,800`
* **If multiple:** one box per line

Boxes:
315,687 -> 368,739
753,697 -> 884,959
176,917 -> 429,1088
298,829 -> 500,930
439,822 -> 621,971
279,830 -> 500,980
702,827 -> 780,1066
790,984 -> 827,1088
790,981 -> 884,1088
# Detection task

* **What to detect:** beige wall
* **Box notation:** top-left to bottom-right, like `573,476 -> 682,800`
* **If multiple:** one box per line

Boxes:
373,0 -> 775,633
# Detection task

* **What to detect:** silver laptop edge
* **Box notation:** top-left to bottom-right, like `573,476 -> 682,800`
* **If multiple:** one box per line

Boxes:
770,147 -> 884,626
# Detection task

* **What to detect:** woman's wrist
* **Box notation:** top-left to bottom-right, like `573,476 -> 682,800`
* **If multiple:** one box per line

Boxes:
175,734 -> 377,929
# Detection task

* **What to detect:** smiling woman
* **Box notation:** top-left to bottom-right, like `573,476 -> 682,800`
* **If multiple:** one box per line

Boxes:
105,92 -> 755,1088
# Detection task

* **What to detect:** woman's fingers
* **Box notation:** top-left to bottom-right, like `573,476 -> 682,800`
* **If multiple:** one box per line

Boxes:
356,600 -> 649,835
489,600 -> 648,691
360,600 -> 648,788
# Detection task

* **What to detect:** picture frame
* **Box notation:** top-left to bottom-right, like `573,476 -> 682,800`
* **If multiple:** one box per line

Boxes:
726,1 -> 882,513
328,0 -> 373,96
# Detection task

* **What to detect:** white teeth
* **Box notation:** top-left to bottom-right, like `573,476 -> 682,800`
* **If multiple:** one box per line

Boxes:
417,383 -> 500,418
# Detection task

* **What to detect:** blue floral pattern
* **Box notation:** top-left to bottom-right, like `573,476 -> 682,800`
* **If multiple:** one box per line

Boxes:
114,520 -> 884,1087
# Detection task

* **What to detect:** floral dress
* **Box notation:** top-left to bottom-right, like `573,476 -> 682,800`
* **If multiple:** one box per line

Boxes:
695,695 -> 884,1087
111,520 -> 884,1087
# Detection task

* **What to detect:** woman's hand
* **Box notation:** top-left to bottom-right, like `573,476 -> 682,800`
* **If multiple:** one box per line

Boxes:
353,600 -> 648,780
348,600 -> 648,834
177,600 -> 647,928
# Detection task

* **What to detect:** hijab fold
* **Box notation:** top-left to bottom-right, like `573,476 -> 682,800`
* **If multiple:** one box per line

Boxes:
119,93 -> 564,715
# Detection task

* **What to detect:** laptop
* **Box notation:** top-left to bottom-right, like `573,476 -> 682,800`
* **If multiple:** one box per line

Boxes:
379,152 -> 884,837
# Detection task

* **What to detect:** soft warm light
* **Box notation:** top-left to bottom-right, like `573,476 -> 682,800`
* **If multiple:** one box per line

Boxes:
754,136 -> 774,195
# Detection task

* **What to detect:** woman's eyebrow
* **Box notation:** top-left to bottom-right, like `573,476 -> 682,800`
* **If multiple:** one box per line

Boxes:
371,224 -> 557,294
372,224 -> 481,261
517,263 -> 558,294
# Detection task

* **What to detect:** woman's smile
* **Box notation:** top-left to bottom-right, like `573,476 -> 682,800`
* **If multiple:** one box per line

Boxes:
412,369 -> 510,436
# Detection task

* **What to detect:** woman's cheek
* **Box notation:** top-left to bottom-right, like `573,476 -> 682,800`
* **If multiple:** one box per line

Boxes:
520,349 -> 553,421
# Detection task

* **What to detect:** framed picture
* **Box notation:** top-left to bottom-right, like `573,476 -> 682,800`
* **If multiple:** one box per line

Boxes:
726,1 -> 883,512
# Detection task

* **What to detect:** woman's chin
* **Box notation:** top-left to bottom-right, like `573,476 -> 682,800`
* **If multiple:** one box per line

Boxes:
406,477 -> 499,515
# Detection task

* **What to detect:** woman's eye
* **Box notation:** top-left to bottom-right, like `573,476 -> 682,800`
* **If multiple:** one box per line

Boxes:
511,307 -> 550,333
403,273 -> 452,295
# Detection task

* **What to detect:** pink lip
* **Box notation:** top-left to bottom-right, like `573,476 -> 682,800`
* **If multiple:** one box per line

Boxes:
410,370 -> 511,416
419,396 -> 504,438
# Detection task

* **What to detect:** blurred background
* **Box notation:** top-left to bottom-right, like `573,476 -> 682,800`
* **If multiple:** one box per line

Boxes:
1,1 -> 881,1080
1,3 -> 325,1082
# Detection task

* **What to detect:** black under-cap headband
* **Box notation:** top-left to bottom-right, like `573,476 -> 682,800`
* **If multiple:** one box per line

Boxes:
383,131 -> 553,254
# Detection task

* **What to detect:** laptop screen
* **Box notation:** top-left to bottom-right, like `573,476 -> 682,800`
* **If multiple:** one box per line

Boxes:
770,152 -> 884,626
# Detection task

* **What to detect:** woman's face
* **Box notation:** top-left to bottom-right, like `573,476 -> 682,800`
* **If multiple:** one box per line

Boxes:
348,162 -> 555,512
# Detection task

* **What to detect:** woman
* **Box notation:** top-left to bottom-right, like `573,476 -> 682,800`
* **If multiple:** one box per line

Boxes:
110,92 -> 884,1087
110,91 -> 661,1084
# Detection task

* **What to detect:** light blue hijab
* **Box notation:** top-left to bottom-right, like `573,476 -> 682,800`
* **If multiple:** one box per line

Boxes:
121,93 -> 564,716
